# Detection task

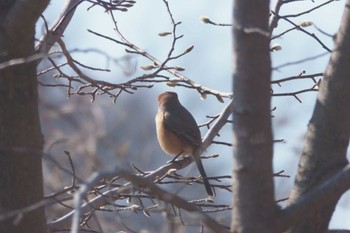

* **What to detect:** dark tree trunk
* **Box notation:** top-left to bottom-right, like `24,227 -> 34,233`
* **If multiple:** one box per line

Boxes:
0,1 -> 49,232
231,0 -> 279,232
287,1 -> 350,232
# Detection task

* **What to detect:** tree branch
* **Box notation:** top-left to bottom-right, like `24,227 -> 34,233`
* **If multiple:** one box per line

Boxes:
287,0 -> 350,231
36,0 -> 81,55
277,165 -> 350,232
70,168 -> 229,233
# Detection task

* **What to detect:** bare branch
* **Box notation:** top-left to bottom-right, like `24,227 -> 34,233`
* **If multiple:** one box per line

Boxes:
282,0 -> 337,18
86,4 -> 233,100
271,11 -> 331,52
271,72 -> 323,85
278,165 -> 350,232
70,168 -> 230,233
273,52 -> 329,70
0,53 -> 45,70
269,0 -> 285,33
199,16 -> 232,27
36,0 -> 81,55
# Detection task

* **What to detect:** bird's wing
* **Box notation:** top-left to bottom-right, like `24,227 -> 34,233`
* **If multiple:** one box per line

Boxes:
162,107 -> 201,147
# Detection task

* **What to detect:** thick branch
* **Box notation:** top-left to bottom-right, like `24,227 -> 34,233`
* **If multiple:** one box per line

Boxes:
277,165 -> 350,232
287,1 -> 350,232
36,0 -> 81,55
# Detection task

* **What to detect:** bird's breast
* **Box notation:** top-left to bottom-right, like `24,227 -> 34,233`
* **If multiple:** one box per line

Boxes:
156,112 -> 187,155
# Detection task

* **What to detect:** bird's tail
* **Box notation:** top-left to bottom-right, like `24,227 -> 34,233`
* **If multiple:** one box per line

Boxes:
194,157 -> 214,197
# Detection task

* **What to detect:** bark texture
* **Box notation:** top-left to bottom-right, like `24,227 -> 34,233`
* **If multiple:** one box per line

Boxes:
0,1 -> 49,233
231,0 -> 278,232
287,1 -> 350,232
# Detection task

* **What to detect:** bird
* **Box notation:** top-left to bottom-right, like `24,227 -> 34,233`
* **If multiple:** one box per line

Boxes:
155,91 -> 213,196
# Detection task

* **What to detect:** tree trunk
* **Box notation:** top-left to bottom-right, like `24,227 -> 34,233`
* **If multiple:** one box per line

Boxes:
287,0 -> 350,232
231,0 -> 279,232
0,1 -> 49,232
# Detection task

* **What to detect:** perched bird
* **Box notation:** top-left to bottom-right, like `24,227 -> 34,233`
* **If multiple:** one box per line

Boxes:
155,91 -> 213,196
